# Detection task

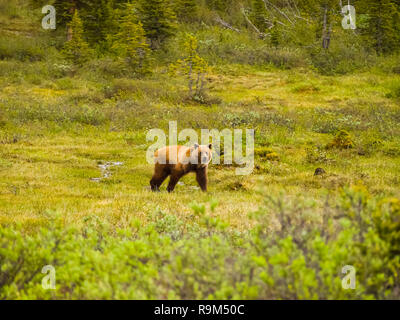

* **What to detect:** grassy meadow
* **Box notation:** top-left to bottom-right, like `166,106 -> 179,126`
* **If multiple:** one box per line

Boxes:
0,0 -> 400,299
1,63 -> 399,230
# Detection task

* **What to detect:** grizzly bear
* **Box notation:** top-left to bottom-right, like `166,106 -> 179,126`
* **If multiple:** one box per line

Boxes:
150,143 -> 213,192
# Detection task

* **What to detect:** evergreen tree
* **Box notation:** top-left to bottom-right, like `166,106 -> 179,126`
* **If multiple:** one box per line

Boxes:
270,23 -> 279,47
174,0 -> 198,22
52,0 -> 117,45
251,0 -> 268,32
111,3 -> 151,75
62,10 -> 92,65
169,34 -> 208,98
137,0 -> 177,49
360,0 -> 400,54
82,0 -> 117,49
205,0 -> 228,12
53,0 -> 87,40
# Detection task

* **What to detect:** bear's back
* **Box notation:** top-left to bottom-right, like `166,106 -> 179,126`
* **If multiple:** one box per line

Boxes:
154,145 -> 190,165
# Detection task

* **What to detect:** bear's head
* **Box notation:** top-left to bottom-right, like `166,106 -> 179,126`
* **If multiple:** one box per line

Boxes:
189,143 -> 212,168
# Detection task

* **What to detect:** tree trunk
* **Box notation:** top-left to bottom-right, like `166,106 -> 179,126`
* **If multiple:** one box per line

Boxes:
67,1 -> 77,41
322,6 -> 331,49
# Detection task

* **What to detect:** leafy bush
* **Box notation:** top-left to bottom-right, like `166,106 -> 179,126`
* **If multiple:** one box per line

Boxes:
326,130 -> 355,150
165,28 -> 308,69
3,100 -> 107,126
0,107 -> 6,128
1,187 -> 399,299
85,58 -> 130,78
385,79 -> 400,99
0,37 -> 46,62
254,147 -> 280,161
308,39 -> 374,75
305,146 -> 329,164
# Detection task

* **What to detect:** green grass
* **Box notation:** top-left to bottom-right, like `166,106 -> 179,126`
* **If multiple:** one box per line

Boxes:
1,60 -> 399,235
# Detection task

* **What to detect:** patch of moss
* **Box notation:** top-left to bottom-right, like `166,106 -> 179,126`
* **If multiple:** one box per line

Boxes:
383,146 -> 400,157
226,179 -> 252,191
326,130 -> 354,150
254,147 -> 280,161
254,147 -> 274,157
265,152 -> 280,161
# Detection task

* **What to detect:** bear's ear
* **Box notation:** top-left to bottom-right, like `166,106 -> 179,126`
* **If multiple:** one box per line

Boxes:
208,143 -> 212,149
193,143 -> 199,149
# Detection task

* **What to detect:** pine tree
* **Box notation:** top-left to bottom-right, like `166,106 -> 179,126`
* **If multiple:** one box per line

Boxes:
111,3 -> 151,75
251,0 -> 268,32
360,0 -> 400,54
169,34 -> 208,98
53,0 -> 86,40
137,0 -> 177,49
52,0 -> 117,45
305,0 -> 337,49
205,0 -> 228,12
62,10 -> 92,65
174,0 -> 198,22
82,0 -> 117,49
270,23 -> 279,47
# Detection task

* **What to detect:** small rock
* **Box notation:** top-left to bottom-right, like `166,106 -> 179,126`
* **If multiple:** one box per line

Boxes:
314,168 -> 326,176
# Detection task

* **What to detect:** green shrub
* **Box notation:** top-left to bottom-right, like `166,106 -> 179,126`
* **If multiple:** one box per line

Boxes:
326,130 -> 355,149
305,147 -> 329,164
254,147 -> 280,161
308,43 -> 374,75
0,37 -> 46,62
4,100 -> 107,126
165,28 -> 307,69
1,187 -> 399,299
85,58 -> 129,78
0,107 -> 6,128
385,79 -> 400,99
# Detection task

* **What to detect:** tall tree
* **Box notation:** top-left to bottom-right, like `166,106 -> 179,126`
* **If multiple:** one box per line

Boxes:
53,0 -> 85,40
111,3 -> 151,75
169,34 -> 208,98
62,10 -> 92,65
205,0 -> 229,12
81,0 -> 117,49
359,0 -> 400,54
270,21 -> 280,47
137,0 -> 177,49
52,0 -> 117,45
251,0 -> 268,32
174,0 -> 198,22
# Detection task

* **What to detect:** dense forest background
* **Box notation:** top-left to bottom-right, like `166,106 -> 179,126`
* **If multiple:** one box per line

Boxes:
13,0 -> 400,76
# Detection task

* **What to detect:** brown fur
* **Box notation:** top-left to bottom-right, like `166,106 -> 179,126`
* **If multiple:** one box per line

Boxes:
150,144 -> 212,192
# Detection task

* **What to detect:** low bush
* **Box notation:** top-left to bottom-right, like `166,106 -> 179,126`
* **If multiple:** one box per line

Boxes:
385,79 -> 400,99
326,130 -> 355,150
1,187 -> 399,299
3,100 -> 107,126
254,147 -> 280,161
0,37 -> 47,62
308,39 -> 374,75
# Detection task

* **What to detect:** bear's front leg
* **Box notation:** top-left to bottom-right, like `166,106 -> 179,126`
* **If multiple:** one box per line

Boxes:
196,168 -> 208,192
150,167 -> 170,192
167,172 -> 183,193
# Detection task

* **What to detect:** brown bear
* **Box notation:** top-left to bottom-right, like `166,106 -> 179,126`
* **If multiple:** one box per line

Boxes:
150,143 -> 212,192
